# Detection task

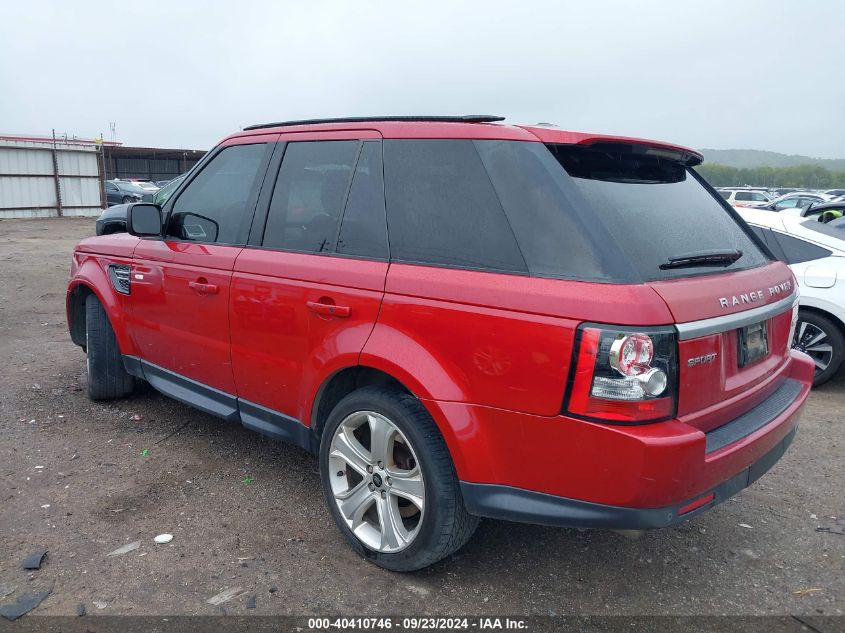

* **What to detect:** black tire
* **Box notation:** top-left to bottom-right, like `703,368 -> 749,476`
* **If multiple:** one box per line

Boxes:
793,310 -> 845,387
85,294 -> 135,400
319,385 -> 479,572
122,196 -> 133,204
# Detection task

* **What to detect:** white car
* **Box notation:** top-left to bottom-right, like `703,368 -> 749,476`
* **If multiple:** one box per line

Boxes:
717,188 -> 772,208
116,179 -> 159,193
737,207 -> 845,385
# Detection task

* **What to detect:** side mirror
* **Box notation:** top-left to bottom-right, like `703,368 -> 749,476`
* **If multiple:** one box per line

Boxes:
127,203 -> 162,237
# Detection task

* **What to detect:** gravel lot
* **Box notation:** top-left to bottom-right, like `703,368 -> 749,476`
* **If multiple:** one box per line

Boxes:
0,218 -> 843,618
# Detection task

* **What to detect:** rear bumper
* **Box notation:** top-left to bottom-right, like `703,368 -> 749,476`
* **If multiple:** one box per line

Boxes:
461,425 -> 796,529
431,350 -> 814,526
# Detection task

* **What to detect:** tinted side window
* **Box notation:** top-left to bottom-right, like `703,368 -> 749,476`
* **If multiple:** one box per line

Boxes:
773,232 -> 832,264
735,191 -> 752,201
718,191 -> 731,200
105,182 -> 118,192
749,225 -> 767,242
383,140 -> 527,273
475,140 -> 617,281
263,141 -> 359,253
749,225 -> 786,261
168,144 -> 267,245
337,142 -> 388,259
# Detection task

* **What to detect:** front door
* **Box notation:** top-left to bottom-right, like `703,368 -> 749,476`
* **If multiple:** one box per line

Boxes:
129,136 -> 276,401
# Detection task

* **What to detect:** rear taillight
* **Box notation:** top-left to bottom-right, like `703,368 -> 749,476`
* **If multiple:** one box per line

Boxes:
565,324 -> 678,423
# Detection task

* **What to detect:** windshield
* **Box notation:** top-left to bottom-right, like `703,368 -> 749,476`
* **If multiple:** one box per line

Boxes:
801,217 -> 845,242
544,144 -> 769,281
153,175 -> 185,206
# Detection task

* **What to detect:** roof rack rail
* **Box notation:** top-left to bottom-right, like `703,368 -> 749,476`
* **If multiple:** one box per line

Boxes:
243,115 -> 505,131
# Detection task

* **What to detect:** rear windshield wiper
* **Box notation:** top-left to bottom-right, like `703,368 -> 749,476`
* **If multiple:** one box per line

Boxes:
659,249 -> 743,270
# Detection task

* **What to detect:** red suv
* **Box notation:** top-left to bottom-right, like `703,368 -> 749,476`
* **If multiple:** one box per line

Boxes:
67,116 -> 814,571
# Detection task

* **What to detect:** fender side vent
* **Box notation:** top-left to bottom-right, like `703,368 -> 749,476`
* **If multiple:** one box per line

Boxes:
108,264 -> 131,295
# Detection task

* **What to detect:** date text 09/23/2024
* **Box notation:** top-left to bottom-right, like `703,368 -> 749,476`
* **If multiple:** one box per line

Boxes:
307,617 -> 528,630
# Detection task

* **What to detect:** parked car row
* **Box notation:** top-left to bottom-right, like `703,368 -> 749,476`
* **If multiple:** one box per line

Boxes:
104,178 -> 182,207
97,174 -> 187,235
717,186 -> 844,212
103,180 -> 149,205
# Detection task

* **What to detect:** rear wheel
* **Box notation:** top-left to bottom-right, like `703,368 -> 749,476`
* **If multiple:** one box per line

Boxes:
792,310 -> 844,386
85,294 -> 135,400
319,385 -> 478,571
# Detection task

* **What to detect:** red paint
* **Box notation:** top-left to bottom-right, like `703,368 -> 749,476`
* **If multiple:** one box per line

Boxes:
518,125 -> 702,163
648,261 -> 795,322
231,249 -> 387,423
426,351 -> 812,507
66,119 -> 814,521
129,239 -> 241,394
677,309 -> 794,432
66,249 -> 137,357
678,493 -> 715,516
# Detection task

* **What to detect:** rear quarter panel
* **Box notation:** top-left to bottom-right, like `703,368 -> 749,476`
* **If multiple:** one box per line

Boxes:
361,264 -> 675,415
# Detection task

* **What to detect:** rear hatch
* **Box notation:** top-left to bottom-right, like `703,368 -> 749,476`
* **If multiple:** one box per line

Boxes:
649,264 -> 796,432
534,139 -> 797,431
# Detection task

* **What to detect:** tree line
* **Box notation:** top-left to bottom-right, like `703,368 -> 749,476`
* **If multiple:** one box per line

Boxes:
696,163 -> 845,189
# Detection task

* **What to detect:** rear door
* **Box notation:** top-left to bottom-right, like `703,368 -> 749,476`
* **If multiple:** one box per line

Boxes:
230,131 -> 388,427
129,136 -> 276,398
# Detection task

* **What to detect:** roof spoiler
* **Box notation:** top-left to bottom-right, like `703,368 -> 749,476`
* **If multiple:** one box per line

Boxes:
577,139 -> 703,167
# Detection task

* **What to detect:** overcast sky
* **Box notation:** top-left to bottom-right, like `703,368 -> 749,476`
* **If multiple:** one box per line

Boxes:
2,1 -> 843,156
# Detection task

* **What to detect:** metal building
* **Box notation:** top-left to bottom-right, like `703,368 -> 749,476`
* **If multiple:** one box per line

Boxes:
0,134 -> 107,218
102,145 -> 205,182
0,134 -> 206,219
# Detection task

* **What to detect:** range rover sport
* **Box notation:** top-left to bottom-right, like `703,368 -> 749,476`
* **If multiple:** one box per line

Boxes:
66,116 -> 814,571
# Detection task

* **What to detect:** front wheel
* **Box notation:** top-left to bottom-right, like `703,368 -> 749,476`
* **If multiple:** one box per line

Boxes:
85,294 -> 135,400
793,310 -> 845,386
319,385 -> 478,571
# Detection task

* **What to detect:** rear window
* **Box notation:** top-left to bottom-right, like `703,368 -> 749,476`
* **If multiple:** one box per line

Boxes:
541,143 -> 769,281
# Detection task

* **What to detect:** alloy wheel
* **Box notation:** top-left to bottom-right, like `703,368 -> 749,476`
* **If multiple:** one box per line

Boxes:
793,319 -> 834,373
328,411 -> 425,553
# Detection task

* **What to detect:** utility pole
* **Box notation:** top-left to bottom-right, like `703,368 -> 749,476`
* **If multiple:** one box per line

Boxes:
51,129 -> 63,217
